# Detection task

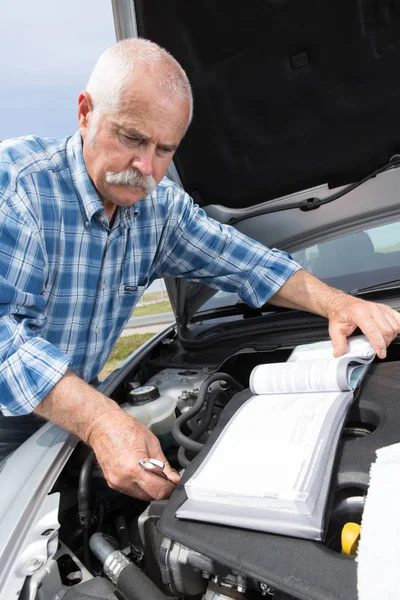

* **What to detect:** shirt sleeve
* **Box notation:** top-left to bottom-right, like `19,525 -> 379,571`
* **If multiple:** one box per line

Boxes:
159,189 -> 302,308
0,190 -> 71,416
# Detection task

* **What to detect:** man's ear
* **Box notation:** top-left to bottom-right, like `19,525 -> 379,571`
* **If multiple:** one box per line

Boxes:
77,92 -> 94,137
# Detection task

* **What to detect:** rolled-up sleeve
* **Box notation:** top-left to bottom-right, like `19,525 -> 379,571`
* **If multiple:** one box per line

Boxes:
159,190 -> 301,307
0,192 -> 71,416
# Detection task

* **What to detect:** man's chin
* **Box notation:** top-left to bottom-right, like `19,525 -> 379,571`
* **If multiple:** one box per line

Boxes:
115,187 -> 149,205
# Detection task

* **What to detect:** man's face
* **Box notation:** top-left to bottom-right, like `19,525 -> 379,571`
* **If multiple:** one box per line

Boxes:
78,76 -> 190,218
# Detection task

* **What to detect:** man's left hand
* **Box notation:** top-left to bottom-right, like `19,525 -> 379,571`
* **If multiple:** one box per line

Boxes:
326,294 -> 400,358
270,269 -> 400,357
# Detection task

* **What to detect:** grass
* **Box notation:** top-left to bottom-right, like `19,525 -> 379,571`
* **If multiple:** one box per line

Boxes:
99,293 -> 172,380
132,300 -> 172,317
140,291 -> 168,303
99,333 -> 154,380
99,291 -> 172,379
379,242 -> 400,253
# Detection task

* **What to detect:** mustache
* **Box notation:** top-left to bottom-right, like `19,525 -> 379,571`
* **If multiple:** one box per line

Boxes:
105,169 -> 157,195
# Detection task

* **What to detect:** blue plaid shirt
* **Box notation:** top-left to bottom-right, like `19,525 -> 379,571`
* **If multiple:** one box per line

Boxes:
0,132 -> 300,416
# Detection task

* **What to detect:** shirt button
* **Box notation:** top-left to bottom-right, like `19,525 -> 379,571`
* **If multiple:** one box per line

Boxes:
95,328 -> 99,335
102,282 -> 106,290
85,220 -> 90,227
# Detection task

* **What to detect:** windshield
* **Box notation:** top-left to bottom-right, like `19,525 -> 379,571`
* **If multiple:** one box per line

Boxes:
199,220 -> 400,313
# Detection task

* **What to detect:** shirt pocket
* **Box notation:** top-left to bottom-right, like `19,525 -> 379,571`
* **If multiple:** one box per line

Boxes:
120,282 -> 148,294
116,279 -> 148,326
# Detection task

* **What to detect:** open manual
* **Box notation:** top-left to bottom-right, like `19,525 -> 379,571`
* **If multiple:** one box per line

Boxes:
176,336 -> 375,540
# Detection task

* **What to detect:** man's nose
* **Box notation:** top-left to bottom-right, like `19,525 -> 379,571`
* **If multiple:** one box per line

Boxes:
132,145 -> 155,177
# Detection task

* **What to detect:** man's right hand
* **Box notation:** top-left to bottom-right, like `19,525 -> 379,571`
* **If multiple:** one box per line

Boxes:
87,408 -> 180,500
34,370 -> 180,500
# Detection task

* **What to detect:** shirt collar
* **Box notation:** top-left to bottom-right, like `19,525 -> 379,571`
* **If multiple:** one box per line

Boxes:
66,132 -> 104,225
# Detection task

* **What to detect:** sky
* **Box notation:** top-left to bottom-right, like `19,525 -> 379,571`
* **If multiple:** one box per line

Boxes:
0,0 -> 116,140
0,0 -> 166,295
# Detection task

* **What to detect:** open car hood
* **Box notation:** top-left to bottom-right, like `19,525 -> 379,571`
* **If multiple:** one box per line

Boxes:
134,0 -> 400,208
114,0 -> 400,326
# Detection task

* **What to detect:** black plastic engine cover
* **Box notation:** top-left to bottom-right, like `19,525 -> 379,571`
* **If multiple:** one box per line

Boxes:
159,361 -> 400,600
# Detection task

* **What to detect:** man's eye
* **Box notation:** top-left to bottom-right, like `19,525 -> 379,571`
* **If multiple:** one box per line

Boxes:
157,147 -> 174,158
121,135 -> 141,146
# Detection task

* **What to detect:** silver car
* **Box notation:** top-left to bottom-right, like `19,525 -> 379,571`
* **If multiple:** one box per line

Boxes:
1,1 -> 400,599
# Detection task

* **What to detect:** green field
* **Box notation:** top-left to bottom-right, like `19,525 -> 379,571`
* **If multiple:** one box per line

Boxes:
100,333 -> 154,379
99,295 -> 173,379
132,300 -> 172,317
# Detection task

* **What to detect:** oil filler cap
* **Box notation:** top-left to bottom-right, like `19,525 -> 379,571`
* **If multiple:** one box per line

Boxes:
128,385 -> 160,404
341,522 -> 361,556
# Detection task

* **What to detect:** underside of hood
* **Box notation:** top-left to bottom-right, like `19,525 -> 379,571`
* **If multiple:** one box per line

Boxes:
135,0 -> 400,209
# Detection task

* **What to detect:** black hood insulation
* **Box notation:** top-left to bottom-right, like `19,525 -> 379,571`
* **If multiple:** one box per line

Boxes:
135,0 -> 400,208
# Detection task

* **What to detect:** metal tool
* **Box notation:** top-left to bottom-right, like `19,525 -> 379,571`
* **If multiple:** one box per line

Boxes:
139,458 -> 171,481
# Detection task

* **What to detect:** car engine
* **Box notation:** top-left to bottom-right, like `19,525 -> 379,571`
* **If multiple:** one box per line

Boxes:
41,341 -> 400,600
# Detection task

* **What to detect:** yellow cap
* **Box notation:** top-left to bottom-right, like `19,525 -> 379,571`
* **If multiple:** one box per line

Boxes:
341,522 -> 361,556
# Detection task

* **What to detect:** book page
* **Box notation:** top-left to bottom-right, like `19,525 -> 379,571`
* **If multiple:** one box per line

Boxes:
288,335 -> 374,362
249,335 -> 375,394
178,393 -> 351,540
185,391 -> 349,510
250,358 -> 343,394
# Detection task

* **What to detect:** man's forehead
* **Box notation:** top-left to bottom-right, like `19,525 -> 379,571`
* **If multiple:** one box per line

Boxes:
118,82 -> 190,131
111,102 -> 188,146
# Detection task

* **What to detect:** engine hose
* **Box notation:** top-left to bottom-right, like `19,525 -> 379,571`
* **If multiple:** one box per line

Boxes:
177,390 -> 224,467
171,372 -> 243,453
177,445 -> 191,468
90,532 -> 168,600
78,450 -> 96,569
191,388 -> 221,441
115,515 -> 131,550
78,451 -> 96,525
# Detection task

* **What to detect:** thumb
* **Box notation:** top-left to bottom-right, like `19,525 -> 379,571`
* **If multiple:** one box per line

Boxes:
151,446 -> 181,485
329,324 -> 349,357
163,461 -> 181,485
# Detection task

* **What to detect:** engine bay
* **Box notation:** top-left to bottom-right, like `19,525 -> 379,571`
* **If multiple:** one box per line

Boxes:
40,335 -> 400,600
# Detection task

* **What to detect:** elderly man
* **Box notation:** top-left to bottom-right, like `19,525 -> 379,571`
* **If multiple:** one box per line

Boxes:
0,39 -> 399,500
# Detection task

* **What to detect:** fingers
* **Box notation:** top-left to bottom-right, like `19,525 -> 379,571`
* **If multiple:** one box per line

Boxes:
133,464 -> 177,500
352,302 -> 399,359
133,452 -> 180,499
352,311 -> 387,359
148,445 -> 181,485
328,296 -> 400,358
329,322 -> 351,358
90,411 -> 180,501
381,304 -> 400,340
105,455 -> 177,500
164,463 -> 181,485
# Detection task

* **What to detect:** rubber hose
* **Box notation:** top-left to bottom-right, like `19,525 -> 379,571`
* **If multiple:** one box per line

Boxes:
90,532 -> 168,600
115,515 -> 131,549
177,445 -> 191,468
117,563 -> 168,600
176,391 -> 222,467
89,532 -> 114,563
78,451 -> 96,527
78,451 -> 96,570
171,373 -> 242,452
191,388 -> 221,441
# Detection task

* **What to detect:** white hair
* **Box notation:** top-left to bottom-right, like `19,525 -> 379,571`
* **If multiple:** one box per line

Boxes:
86,38 -> 193,140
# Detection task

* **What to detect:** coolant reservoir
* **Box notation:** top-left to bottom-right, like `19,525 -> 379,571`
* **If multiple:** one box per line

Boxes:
120,385 -> 176,437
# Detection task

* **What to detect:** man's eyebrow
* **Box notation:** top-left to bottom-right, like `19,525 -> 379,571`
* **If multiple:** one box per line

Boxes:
118,126 -> 178,151
158,142 -> 178,152
121,127 -> 149,142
